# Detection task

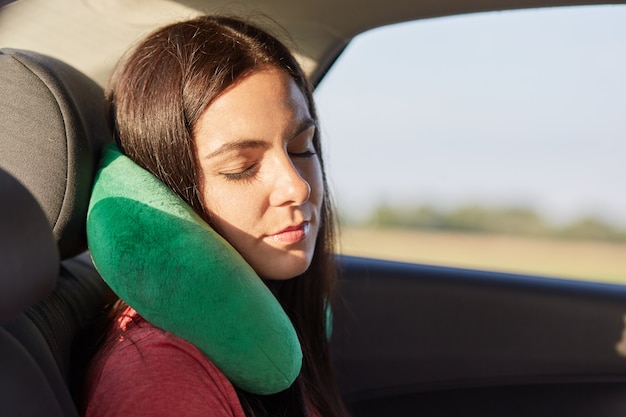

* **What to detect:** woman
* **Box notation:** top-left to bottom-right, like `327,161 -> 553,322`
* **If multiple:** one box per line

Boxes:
83,15 -> 349,417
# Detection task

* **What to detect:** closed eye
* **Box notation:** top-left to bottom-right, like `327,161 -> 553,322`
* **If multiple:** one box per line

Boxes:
289,150 -> 316,158
221,163 -> 259,181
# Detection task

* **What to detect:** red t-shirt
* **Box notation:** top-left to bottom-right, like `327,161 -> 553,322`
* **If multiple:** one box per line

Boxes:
83,308 -> 246,417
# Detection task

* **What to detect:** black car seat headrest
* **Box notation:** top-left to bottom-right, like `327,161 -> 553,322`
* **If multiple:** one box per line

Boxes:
0,48 -> 111,259
0,168 -> 59,325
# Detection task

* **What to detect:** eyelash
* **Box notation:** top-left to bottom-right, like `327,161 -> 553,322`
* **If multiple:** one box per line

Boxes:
222,164 -> 258,182
221,150 -> 316,182
289,150 -> 316,158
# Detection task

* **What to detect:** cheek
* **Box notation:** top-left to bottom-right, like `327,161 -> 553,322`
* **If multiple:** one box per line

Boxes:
199,181 -> 243,227
199,179 -> 269,249
205,188 -> 250,217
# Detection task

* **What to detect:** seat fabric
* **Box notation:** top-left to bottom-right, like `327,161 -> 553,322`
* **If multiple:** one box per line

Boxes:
0,48 -> 110,259
0,48 -> 114,417
0,168 -> 77,417
0,329 -> 66,417
0,168 -> 58,325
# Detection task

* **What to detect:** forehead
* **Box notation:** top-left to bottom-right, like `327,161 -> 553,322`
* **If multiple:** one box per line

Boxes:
193,67 -> 312,149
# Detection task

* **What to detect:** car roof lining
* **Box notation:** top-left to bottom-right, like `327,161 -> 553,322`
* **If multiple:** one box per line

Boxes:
2,0 -> 625,86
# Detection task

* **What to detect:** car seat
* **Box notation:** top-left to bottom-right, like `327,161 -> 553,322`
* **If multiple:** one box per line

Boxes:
0,48 -> 114,416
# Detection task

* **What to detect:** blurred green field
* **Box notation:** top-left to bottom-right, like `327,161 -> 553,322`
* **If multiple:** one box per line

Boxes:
338,226 -> 626,285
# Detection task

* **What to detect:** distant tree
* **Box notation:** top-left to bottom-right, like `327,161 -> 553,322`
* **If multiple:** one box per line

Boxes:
408,205 -> 445,229
558,217 -> 625,242
363,202 -> 625,242
484,207 -> 546,235
445,206 -> 491,232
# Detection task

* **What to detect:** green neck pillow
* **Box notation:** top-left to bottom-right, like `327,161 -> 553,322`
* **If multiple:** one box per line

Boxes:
87,144 -> 302,395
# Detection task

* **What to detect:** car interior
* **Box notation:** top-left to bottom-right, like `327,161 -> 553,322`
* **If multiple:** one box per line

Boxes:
0,48 -> 115,416
2,0 -> 626,416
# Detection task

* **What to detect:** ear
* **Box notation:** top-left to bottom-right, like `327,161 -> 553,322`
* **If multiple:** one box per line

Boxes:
87,144 -> 302,395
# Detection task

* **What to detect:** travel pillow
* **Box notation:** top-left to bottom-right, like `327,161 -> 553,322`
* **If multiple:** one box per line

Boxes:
87,144 -> 302,395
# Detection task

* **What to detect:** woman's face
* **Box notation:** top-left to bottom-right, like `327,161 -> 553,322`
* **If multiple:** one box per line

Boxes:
193,67 -> 323,280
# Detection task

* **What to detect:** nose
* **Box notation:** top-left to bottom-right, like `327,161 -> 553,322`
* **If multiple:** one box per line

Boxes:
269,157 -> 311,207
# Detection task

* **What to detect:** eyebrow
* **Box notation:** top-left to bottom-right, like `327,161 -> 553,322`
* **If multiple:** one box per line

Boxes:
289,118 -> 317,142
203,139 -> 269,160
204,118 -> 317,160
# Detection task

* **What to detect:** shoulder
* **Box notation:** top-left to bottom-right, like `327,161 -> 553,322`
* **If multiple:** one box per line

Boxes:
84,315 -> 245,417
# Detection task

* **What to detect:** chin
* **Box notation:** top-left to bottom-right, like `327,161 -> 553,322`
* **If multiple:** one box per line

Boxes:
256,252 -> 313,281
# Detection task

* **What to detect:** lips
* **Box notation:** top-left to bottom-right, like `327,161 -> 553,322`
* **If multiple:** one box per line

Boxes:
266,222 -> 310,244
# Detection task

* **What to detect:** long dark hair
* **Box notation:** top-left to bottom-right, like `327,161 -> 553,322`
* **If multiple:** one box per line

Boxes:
106,15 -> 347,417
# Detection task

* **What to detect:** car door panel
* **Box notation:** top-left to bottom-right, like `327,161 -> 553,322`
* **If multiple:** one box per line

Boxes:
332,255 -> 626,416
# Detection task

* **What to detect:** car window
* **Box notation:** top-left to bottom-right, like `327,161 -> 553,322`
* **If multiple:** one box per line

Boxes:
314,5 -> 626,284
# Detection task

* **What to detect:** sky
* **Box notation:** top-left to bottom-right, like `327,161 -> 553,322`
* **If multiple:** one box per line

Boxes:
313,5 -> 626,227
